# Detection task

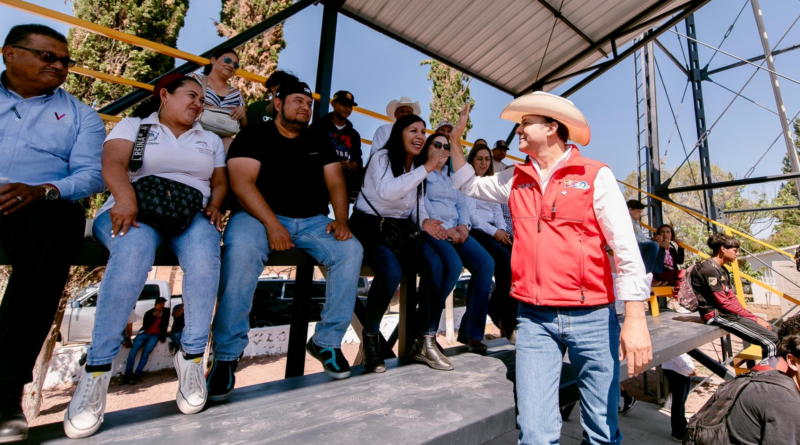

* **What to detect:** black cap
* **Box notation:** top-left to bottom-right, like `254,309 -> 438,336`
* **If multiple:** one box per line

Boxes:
276,81 -> 313,101
493,140 -> 509,150
332,90 -> 357,106
155,297 -> 168,304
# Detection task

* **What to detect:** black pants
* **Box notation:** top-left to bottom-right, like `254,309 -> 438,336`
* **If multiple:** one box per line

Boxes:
470,229 -> 517,331
664,370 -> 691,439
710,315 -> 779,358
0,201 -> 85,393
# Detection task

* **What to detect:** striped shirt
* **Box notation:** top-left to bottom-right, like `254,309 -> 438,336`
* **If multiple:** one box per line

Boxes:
189,73 -> 244,112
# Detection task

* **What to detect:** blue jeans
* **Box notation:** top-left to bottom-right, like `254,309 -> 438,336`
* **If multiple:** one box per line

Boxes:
516,303 -> 622,445
212,212 -> 363,360
87,211 -> 221,365
471,230 -> 516,330
426,236 -> 494,341
125,333 -> 159,375
638,241 -> 664,275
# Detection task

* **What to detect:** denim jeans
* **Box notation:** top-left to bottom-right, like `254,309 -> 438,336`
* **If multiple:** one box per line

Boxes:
516,303 -> 622,445
87,211 -> 221,365
470,229 -> 516,331
350,211 -> 460,337
125,333 -> 159,375
212,212 -> 363,360
638,241 -> 665,275
426,236 -> 494,341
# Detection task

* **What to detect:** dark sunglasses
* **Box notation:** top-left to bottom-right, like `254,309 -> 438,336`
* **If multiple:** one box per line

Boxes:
12,46 -> 76,68
433,141 -> 451,151
223,57 -> 240,69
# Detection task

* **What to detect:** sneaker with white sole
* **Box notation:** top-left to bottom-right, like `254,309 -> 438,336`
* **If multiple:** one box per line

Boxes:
174,351 -> 207,415
63,369 -> 111,439
667,298 -> 691,314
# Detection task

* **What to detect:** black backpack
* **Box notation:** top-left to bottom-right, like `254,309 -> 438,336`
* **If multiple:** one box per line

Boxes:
683,371 -> 797,445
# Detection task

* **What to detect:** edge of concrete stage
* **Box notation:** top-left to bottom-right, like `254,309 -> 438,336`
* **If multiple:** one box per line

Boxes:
26,312 -> 724,445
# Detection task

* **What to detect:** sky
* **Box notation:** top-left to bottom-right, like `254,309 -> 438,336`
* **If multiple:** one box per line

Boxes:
2,0 -> 800,205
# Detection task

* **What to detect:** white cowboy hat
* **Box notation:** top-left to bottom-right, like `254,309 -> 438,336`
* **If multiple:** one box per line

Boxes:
386,97 -> 421,122
500,91 -> 591,146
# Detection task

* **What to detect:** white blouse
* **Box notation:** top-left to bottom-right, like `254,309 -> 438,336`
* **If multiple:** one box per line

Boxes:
466,196 -> 506,236
355,150 -> 430,227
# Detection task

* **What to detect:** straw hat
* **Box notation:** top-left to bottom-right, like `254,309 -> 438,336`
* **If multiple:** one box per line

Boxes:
386,97 -> 421,121
500,92 -> 591,146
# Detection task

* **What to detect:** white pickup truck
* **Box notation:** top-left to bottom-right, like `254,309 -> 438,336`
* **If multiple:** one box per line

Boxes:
59,280 -> 180,345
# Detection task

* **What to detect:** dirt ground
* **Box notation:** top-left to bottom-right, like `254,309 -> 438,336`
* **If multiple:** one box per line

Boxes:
32,312 -> 774,428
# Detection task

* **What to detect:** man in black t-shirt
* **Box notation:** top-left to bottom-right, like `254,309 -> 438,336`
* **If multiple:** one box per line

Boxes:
208,82 -> 364,400
309,90 -> 363,202
690,233 -> 778,358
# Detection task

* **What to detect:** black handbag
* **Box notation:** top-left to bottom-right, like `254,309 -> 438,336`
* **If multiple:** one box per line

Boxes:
359,185 -> 424,254
129,124 -> 204,236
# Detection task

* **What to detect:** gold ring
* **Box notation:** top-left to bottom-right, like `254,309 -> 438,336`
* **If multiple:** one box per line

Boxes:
16,195 -> 23,203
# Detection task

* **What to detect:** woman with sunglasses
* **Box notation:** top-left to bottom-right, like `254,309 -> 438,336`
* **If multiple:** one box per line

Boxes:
421,134 -> 494,351
63,74 -> 228,439
465,144 -> 517,343
350,115 -> 459,372
190,48 -> 247,151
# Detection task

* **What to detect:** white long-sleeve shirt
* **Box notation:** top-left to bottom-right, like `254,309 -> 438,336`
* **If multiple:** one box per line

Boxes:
368,123 -> 393,158
450,150 -> 651,302
662,354 -> 696,377
467,196 -> 506,236
355,150 -> 429,227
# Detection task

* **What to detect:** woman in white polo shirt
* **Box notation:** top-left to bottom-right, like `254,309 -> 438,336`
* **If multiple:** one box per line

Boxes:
64,74 -> 228,439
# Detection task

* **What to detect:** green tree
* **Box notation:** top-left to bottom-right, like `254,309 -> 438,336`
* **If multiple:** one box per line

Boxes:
421,59 -> 476,143
772,118 -> 800,228
622,161 -> 772,262
216,0 -> 292,103
64,0 -> 190,109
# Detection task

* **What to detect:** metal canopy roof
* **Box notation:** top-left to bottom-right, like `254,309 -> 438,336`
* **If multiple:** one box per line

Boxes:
340,0 -> 692,96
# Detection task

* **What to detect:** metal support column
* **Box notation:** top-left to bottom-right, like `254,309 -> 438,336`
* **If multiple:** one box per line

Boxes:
685,14 -> 717,226
313,0 -> 344,121
750,0 -> 800,192
643,40 -> 663,228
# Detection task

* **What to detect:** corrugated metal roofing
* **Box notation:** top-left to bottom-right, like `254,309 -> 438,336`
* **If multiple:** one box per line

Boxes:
342,0 -> 688,96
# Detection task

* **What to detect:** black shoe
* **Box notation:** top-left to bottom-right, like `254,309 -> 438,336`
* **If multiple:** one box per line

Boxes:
362,333 -> 386,373
120,374 -> 131,385
206,357 -> 239,402
0,391 -> 27,443
306,338 -> 351,380
128,374 -> 142,386
619,390 -> 637,415
410,335 -> 453,371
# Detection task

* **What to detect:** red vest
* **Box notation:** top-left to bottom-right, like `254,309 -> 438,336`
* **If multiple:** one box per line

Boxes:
508,147 -> 615,307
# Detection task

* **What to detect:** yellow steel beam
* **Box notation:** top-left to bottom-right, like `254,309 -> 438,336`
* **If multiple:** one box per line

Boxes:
0,0 -> 265,84
70,66 -> 154,91
99,113 -> 121,123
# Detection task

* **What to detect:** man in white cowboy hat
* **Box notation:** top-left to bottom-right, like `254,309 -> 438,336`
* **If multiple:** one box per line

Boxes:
368,96 -> 421,158
448,92 -> 652,445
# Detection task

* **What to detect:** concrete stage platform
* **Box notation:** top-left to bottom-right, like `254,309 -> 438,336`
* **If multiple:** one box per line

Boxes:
26,313 -> 725,445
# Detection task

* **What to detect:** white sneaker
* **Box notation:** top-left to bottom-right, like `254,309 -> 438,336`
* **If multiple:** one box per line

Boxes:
668,298 -> 691,314
63,369 -> 111,439
174,351 -> 207,415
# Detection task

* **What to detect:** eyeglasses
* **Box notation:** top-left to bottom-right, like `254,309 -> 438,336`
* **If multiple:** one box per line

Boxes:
223,57 -> 240,69
433,141 -> 451,151
11,46 -> 75,68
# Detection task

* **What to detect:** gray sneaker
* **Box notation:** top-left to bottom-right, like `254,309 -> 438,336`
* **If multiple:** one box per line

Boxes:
174,351 -> 207,414
63,369 -> 111,439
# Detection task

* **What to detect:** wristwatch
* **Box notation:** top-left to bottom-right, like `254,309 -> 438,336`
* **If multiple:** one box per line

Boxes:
41,184 -> 60,201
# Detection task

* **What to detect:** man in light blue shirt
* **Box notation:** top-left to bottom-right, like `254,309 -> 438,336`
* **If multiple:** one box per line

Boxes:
0,24 -> 104,443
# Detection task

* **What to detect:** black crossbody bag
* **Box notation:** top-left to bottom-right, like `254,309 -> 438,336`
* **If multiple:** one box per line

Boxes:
359,185 -> 424,255
129,124 -> 204,236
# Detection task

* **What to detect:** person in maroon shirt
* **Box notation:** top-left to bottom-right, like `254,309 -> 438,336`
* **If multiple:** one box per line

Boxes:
121,298 -> 169,384
690,233 -> 778,358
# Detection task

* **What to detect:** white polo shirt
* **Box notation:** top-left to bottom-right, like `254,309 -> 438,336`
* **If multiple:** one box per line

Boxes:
97,112 -> 226,216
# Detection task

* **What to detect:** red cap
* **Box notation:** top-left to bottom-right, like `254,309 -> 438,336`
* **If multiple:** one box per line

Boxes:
153,73 -> 189,100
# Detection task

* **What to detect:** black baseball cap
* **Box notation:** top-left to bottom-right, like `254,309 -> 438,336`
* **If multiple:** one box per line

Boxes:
332,90 -> 357,106
276,81 -> 313,101
155,297 -> 168,305
493,140 -> 509,151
